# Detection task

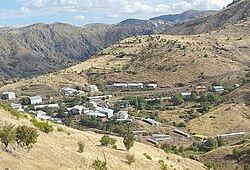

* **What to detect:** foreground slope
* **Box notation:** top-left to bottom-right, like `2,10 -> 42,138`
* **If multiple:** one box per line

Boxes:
0,109 -> 206,170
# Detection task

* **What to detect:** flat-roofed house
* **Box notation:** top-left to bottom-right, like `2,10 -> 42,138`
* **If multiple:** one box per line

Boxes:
213,86 -> 224,93
28,96 -> 43,105
1,92 -> 16,100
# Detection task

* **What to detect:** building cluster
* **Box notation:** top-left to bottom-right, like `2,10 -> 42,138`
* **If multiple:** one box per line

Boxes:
60,87 -> 85,96
107,83 -> 157,90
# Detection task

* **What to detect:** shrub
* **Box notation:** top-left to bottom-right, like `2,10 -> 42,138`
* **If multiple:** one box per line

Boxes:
100,135 -> 117,147
126,153 -> 136,165
92,158 -> 108,170
30,117 -> 54,133
16,125 -> 38,150
77,141 -> 85,153
57,128 -> 64,132
158,160 -> 168,170
0,124 -> 16,149
143,153 -> 152,160
123,127 -> 134,151
204,161 -> 217,170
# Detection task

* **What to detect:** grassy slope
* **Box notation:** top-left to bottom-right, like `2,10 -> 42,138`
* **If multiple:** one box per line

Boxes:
1,19 -> 250,97
0,109 -> 206,170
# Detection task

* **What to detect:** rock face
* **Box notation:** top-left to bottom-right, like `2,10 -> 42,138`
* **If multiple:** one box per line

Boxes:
119,10 -> 215,32
0,22 -> 153,79
165,0 -> 250,35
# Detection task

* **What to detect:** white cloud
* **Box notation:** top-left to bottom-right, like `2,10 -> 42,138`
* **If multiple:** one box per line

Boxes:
74,15 -> 85,20
105,13 -> 120,19
8,0 -> 233,21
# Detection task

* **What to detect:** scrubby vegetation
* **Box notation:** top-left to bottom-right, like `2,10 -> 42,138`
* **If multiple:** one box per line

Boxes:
0,124 -> 38,151
126,153 -> 136,165
30,117 -> 54,133
92,158 -> 108,170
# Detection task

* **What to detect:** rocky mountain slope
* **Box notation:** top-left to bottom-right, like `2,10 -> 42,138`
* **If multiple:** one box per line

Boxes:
0,22 -> 153,80
119,10 -> 215,32
165,0 -> 250,35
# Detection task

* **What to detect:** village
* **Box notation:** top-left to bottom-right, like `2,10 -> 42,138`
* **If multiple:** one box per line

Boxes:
0,80 -> 246,150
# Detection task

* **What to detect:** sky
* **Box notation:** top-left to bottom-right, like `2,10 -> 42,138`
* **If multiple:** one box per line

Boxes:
0,0 -> 233,27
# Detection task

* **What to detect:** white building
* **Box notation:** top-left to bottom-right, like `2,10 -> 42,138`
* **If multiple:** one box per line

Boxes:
147,84 -> 158,89
34,104 -> 59,109
28,96 -> 43,105
60,87 -> 85,96
114,111 -> 129,120
10,103 -> 24,112
60,87 -> 78,96
31,110 -> 50,120
96,107 -> 114,118
86,111 -> 107,118
1,92 -> 16,100
89,85 -> 98,92
67,105 -> 84,115
213,86 -> 225,93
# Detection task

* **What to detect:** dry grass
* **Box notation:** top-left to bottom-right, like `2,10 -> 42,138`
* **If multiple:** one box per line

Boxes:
187,104 -> 250,137
0,109 -> 206,170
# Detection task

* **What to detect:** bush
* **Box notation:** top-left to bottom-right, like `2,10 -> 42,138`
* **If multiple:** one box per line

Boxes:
204,161 -> 217,170
77,141 -> 85,153
16,125 -> 38,150
126,153 -> 136,165
30,117 -> 54,133
158,160 -> 168,170
143,153 -> 152,160
100,135 -> 117,147
92,158 -> 108,170
57,128 -> 64,132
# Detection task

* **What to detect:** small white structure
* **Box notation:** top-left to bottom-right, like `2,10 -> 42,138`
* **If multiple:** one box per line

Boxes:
87,95 -> 112,100
114,111 -> 129,120
67,105 -> 84,115
147,84 -> 158,89
96,107 -> 114,118
86,111 -> 107,118
10,103 -> 24,112
34,104 -> 59,109
152,134 -> 171,141
181,92 -> 192,97
107,83 -> 144,90
142,118 -> 160,126
213,86 -> 224,93
31,110 -> 50,120
60,87 -> 85,96
60,87 -> 77,96
217,132 -> 246,138
173,129 -> 191,138
146,138 -> 159,145
1,92 -> 16,100
28,96 -> 43,105
89,85 -> 98,92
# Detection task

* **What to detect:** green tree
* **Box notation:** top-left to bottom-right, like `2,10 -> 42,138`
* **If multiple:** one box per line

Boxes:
123,127 -> 134,151
16,125 -> 39,150
100,135 -> 116,147
204,138 -> 218,150
172,95 -> 184,105
0,124 -> 16,149
92,158 -> 108,170
20,97 -> 30,105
